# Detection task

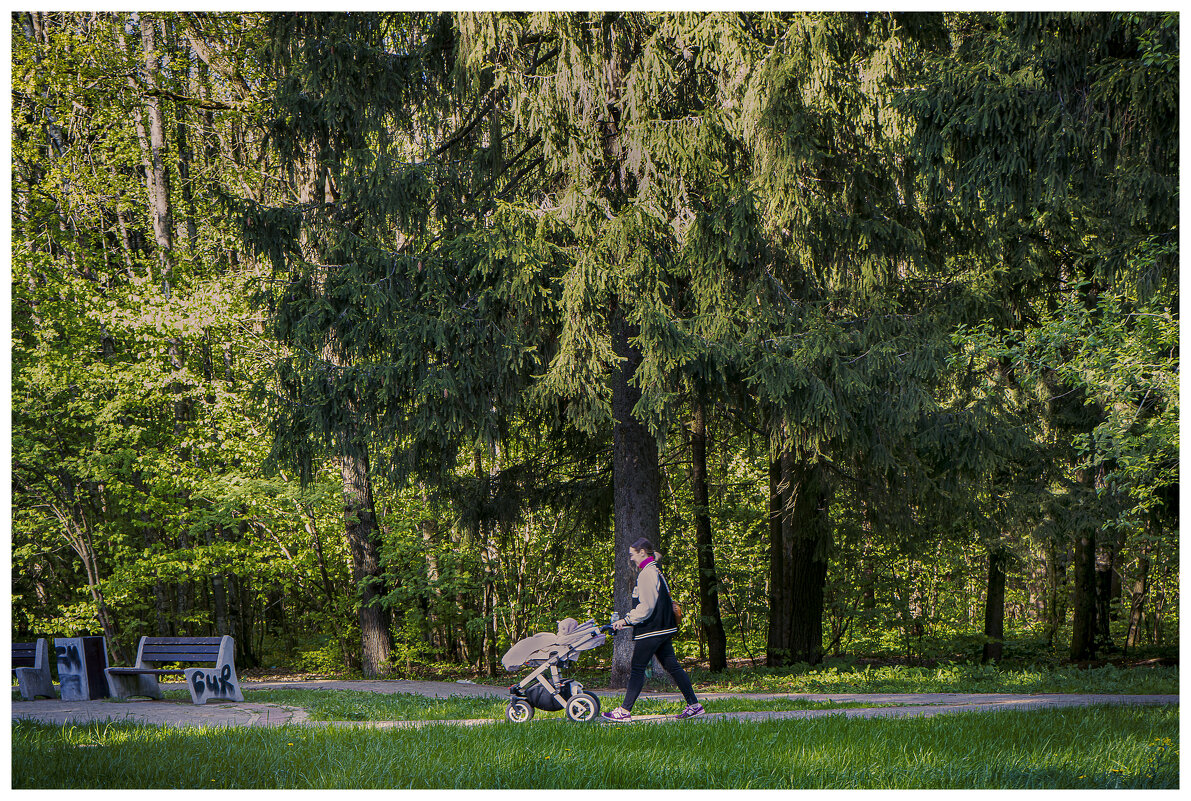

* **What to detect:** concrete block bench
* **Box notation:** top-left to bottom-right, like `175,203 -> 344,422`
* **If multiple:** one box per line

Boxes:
105,635 -> 244,705
13,639 -> 57,700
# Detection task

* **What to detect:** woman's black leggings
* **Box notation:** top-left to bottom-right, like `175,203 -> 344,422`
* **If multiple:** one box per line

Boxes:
621,636 -> 699,710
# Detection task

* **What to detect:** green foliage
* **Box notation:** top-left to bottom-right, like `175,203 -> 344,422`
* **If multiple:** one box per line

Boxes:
12,11 -> 1179,678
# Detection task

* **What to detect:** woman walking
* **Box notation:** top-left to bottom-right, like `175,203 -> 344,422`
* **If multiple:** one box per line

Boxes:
602,537 -> 705,722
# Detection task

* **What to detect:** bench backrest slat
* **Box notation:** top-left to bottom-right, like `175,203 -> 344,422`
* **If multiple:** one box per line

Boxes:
12,642 -> 38,668
139,637 -> 225,665
142,637 -> 225,646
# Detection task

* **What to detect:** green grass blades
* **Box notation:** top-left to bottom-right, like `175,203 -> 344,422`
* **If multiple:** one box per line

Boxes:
12,704 -> 1177,789
238,689 -> 896,721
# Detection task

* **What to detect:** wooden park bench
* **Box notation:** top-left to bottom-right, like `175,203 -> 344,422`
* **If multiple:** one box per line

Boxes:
105,635 -> 244,705
13,639 -> 57,700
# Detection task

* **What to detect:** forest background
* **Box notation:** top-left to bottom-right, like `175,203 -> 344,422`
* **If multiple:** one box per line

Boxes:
10,11 -> 1178,684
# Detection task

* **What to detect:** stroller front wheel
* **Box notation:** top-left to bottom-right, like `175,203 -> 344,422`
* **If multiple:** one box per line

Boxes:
565,692 -> 601,722
506,699 -> 534,723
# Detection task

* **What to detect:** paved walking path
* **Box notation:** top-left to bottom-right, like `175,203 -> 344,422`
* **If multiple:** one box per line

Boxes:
10,679 -> 1178,730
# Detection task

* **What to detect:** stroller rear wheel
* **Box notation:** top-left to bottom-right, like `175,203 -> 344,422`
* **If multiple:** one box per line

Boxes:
506,699 -> 535,723
565,692 -> 601,722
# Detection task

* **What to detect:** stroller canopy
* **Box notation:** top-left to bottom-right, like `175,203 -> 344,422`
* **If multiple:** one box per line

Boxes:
501,618 -> 607,671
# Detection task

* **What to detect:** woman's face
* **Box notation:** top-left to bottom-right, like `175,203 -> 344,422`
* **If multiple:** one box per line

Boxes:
629,547 -> 648,566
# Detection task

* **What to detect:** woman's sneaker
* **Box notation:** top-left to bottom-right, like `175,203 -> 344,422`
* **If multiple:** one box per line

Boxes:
602,707 -> 632,722
675,703 -> 705,719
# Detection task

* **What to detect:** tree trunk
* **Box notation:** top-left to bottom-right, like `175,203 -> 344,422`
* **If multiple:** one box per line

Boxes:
1069,525 -> 1098,661
176,48 -> 199,257
765,451 -> 789,666
1094,540 -> 1115,651
783,458 -> 831,665
132,13 -> 175,292
1125,548 -> 1150,651
1042,539 -> 1068,648
339,441 -> 392,678
981,546 -> 1007,663
609,303 -> 660,687
689,396 -> 727,672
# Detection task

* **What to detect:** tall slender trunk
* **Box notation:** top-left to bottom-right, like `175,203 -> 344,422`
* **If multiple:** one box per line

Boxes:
1125,546 -> 1150,651
339,438 -> 392,677
598,16 -> 655,689
176,49 -> 199,256
1069,527 -> 1098,660
981,546 -> 1007,663
132,13 -> 175,292
689,396 -> 727,671
766,450 -> 789,666
609,303 -> 660,688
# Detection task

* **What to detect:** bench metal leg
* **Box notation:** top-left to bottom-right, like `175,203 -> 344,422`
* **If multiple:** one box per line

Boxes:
104,670 -> 163,700
14,667 -> 57,700
184,664 -> 244,704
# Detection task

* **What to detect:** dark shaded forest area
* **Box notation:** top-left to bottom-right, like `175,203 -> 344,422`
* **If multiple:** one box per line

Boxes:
12,11 -> 1178,682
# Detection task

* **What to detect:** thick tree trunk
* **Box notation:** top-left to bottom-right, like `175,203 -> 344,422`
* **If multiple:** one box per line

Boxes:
339,442 -> 392,678
981,547 -> 1007,663
689,397 -> 728,672
783,458 -> 831,665
768,448 -> 830,666
609,304 -> 660,688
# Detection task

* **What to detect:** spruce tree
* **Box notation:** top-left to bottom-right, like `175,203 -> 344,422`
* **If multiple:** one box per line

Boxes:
902,11 -> 1178,660
452,12 -> 786,683
239,12 -> 453,676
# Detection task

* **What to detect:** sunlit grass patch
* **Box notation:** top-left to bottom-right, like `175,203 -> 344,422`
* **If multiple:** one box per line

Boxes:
13,703 -> 1177,789
239,688 -> 898,721
677,662 -> 1179,695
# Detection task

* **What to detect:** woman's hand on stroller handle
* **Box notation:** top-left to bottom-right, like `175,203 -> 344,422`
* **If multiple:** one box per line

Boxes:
601,615 -> 628,633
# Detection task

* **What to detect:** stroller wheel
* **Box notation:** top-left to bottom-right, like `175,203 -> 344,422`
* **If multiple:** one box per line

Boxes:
506,699 -> 534,723
565,692 -> 601,722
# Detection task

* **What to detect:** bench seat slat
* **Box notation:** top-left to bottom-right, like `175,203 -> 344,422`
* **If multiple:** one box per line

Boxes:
107,667 -> 186,676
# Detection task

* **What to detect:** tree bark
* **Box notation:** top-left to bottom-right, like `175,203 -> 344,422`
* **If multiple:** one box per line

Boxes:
765,451 -> 789,665
689,396 -> 727,671
339,439 -> 392,678
1125,547 -> 1150,651
981,546 -> 1007,663
783,458 -> 831,665
609,303 -> 660,688
132,13 -> 176,292
767,447 -> 831,666
1069,524 -> 1098,661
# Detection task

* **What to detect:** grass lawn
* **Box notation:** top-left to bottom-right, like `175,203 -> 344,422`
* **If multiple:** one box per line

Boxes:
11,704 -> 1177,789
233,688 -> 901,721
629,661 -> 1181,695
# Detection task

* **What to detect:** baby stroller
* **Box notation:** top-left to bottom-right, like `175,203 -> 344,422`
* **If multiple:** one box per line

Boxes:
502,617 -> 609,723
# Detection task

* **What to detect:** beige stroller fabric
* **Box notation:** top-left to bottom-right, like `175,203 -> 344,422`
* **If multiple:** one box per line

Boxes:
501,618 -> 607,671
